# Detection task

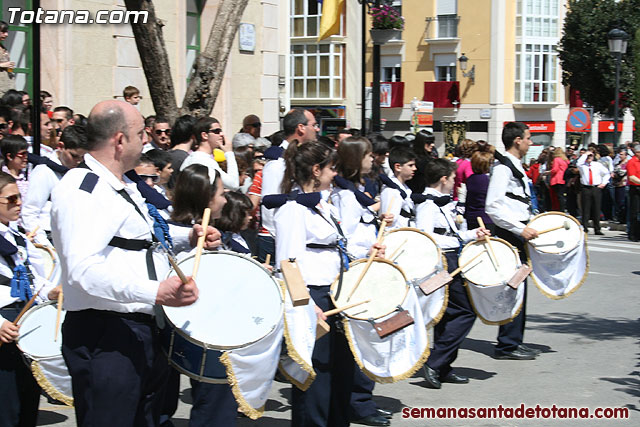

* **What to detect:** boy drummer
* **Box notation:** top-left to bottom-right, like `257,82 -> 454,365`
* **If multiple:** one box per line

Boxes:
485,122 -> 540,360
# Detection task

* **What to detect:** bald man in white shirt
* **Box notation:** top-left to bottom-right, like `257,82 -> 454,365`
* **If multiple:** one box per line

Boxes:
51,100 -> 220,427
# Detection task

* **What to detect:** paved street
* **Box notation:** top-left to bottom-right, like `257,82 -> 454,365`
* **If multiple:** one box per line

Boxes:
37,230 -> 639,426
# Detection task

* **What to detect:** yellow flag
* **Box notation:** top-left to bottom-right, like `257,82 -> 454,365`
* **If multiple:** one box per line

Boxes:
318,0 -> 345,41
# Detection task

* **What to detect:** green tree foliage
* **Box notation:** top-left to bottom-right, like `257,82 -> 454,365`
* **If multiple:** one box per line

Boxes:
559,0 -> 638,115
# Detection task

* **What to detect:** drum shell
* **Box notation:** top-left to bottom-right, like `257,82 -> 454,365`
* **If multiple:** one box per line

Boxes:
16,301 -> 73,406
161,250 -> 283,383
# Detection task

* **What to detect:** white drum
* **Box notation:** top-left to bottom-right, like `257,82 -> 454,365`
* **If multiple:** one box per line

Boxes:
33,244 -> 61,286
16,301 -> 73,406
162,250 -> 284,383
330,258 -> 409,320
459,238 -> 525,325
384,228 -> 448,327
528,212 -> 583,254
527,212 -> 588,299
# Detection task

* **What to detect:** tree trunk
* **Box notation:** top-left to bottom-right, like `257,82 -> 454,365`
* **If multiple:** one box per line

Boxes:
179,0 -> 250,118
124,0 -> 178,120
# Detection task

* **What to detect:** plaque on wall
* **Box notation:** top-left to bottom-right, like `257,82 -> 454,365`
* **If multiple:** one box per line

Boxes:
239,23 -> 256,52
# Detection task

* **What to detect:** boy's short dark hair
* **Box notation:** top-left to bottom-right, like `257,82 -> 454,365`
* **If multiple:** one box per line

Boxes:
388,147 -> 416,172
123,86 -> 140,99
424,158 -> 457,186
60,125 -> 88,150
501,122 -> 529,150
145,149 -> 172,170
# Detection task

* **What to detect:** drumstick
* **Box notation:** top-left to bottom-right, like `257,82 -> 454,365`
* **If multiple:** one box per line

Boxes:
535,221 -> 571,236
323,299 -> 371,317
449,249 -> 486,277
192,208 -> 211,278
54,290 -> 63,342
388,238 -> 408,262
477,217 -> 499,269
0,286 -> 44,349
346,197 -> 395,301
167,254 -> 188,284
265,254 -> 271,266
26,226 -> 39,240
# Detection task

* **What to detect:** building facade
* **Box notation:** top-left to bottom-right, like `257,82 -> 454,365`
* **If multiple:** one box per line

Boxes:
366,0 -> 634,155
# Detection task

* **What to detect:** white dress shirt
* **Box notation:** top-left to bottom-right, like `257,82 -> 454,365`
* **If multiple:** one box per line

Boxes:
415,188 -> 476,250
22,153 -> 64,242
576,154 -> 611,186
330,185 -> 377,260
274,195 -> 342,288
380,175 -> 414,229
0,222 -> 55,323
180,150 -> 240,191
486,152 -> 533,236
51,154 -> 170,314
260,140 -> 290,237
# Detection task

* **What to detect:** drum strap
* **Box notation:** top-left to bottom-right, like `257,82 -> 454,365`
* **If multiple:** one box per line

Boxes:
505,192 -> 531,205
77,163 -> 161,282
399,208 -> 413,219
437,206 -> 465,254
310,207 -> 352,300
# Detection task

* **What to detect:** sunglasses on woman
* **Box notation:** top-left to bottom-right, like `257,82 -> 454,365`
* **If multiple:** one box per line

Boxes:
0,193 -> 21,204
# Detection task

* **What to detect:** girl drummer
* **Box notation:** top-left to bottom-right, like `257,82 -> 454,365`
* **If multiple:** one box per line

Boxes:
0,171 -> 59,427
415,159 -> 490,389
330,136 -> 392,425
271,140 -> 383,426
166,164 -> 235,426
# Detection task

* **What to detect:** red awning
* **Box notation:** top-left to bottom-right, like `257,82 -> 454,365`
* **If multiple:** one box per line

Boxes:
423,81 -> 460,108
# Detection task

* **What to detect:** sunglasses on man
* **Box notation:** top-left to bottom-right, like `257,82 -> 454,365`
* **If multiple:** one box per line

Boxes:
207,128 -> 223,134
154,129 -> 171,136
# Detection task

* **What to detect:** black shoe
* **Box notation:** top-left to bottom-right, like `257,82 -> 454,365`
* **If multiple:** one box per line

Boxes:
494,347 -> 536,360
440,371 -> 469,384
376,408 -> 393,419
351,414 -> 391,426
595,231 -> 604,235
423,365 -> 441,389
518,344 -> 541,355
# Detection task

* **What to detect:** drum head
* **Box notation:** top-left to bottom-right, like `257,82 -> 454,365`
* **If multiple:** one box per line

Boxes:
459,238 -> 520,287
384,228 -> 441,281
17,301 -> 65,359
330,259 -> 408,320
163,251 -> 283,350
528,212 -> 582,254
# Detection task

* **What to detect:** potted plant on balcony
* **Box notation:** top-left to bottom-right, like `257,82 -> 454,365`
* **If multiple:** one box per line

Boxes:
369,4 -> 404,44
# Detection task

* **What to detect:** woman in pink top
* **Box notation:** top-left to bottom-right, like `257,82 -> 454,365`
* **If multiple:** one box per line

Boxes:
453,139 -> 477,200
549,148 -> 569,212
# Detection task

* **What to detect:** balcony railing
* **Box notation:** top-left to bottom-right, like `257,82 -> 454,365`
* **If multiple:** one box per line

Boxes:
425,15 -> 459,40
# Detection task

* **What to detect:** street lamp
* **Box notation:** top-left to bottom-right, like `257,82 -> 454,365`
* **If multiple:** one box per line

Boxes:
607,28 -> 629,147
458,53 -> 475,84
